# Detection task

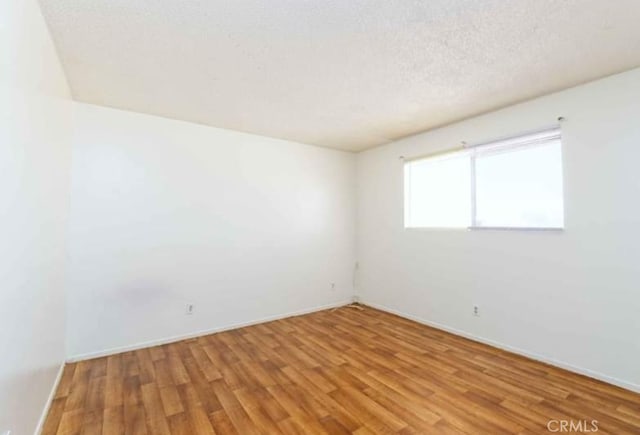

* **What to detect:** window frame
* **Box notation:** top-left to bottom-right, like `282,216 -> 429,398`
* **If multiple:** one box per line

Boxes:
403,126 -> 565,232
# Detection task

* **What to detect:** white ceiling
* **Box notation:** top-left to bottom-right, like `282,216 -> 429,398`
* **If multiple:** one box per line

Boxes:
40,0 -> 640,152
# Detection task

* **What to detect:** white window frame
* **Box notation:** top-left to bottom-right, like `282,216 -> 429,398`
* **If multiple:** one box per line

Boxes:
404,126 -> 565,231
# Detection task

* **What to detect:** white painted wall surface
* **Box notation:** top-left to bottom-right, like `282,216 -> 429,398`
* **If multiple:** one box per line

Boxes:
0,0 -> 73,433
356,68 -> 640,391
67,104 -> 356,358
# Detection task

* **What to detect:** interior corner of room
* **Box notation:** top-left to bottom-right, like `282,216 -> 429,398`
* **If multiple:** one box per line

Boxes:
3,0 -> 640,434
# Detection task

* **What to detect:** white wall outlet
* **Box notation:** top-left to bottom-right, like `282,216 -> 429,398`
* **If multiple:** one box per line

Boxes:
330,282 -> 336,291
186,304 -> 194,315
473,305 -> 480,317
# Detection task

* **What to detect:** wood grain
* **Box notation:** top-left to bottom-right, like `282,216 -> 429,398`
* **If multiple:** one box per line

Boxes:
42,305 -> 640,434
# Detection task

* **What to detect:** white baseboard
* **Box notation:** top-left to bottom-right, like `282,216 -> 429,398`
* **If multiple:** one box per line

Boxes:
362,300 -> 640,394
65,296 -> 639,393
67,299 -> 352,362
34,362 -> 65,435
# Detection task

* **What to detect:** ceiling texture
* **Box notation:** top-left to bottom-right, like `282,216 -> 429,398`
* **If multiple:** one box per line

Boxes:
40,0 -> 640,152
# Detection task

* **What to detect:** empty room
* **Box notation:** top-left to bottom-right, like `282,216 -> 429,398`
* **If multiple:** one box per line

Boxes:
3,0 -> 640,434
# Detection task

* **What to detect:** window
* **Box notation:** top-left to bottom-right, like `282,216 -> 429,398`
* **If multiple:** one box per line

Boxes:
404,127 -> 564,229
404,150 -> 471,228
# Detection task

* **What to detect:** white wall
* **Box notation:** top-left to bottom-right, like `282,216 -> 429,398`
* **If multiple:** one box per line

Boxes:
0,0 -> 73,434
67,103 -> 356,359
357,68 -> 640,392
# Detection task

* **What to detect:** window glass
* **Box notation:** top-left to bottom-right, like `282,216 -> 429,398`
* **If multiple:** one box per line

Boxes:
474,140 -> 564,228
404,152 -> 471,228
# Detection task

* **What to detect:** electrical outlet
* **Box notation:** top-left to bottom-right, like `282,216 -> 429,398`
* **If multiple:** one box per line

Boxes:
473,305 -> 480,317
186,304 -> 194,315
330,283 -> 336,291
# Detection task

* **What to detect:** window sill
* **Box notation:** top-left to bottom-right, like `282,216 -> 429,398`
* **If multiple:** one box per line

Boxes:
404,226 -> 564,232
469,226 -> 564,232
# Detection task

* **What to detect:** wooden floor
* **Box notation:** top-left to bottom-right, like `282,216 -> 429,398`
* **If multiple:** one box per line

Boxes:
43,305 -> 640,434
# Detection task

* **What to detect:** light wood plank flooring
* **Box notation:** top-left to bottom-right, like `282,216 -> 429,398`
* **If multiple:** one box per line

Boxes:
43,305 -> 640,434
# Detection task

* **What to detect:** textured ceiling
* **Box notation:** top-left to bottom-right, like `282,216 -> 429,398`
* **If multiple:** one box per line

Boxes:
40,0 -> 640,151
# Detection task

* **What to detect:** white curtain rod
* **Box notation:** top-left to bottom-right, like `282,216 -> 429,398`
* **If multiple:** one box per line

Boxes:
400,117 -> 564,162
